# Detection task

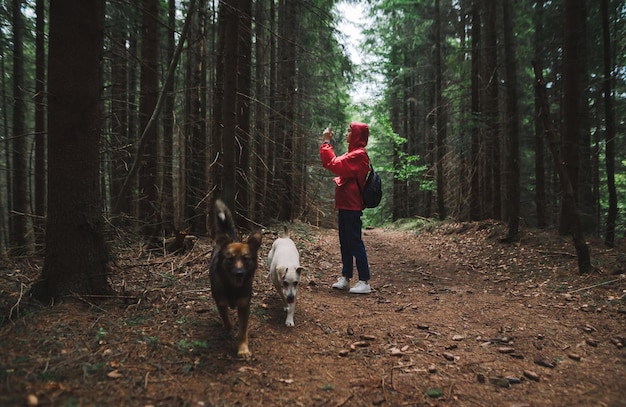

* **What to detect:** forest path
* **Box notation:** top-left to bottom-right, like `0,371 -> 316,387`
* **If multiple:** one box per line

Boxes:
0,222 -> 624,406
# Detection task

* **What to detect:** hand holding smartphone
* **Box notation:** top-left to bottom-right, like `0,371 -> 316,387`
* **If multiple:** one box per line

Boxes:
323,123 -> 334,142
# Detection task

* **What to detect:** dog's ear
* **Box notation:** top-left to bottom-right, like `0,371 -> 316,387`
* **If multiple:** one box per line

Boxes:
296,266 -> 304,276
247,231 -> 262,252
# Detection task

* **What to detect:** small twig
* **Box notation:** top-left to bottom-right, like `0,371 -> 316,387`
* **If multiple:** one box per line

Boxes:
89,315 -> 104,329
446,382 -> 455,401
536,250 -> 576,258
567,275 -> 626,294
391,362 -> 416,370
335,393 -> 353,407
395,303 -> 413,312
236,376 -> 250,386
9,282 -> 26,321
43,349 -> 52,374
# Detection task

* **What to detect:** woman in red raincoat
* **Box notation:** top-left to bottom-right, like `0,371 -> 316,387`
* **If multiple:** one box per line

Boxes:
320,122 -> 372,294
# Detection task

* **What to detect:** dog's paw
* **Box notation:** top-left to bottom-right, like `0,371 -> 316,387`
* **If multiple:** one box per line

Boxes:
285,318 -> 295,327
237,344 -> 252,360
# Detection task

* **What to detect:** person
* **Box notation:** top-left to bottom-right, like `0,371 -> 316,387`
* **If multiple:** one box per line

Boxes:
320,122 -> 372,294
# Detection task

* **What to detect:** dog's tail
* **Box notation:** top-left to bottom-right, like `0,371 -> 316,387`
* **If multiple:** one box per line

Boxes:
213,199 -> 238,242
281,225 -> 290,238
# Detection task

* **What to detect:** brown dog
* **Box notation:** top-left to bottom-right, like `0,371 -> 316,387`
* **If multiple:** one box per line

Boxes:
209,199 -> 262,359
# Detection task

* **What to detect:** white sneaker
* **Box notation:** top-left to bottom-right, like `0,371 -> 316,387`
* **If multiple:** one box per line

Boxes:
349,280 -> 371,294
332,277 -> 350,290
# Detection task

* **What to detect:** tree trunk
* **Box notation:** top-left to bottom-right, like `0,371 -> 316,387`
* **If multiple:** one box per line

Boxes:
533,0 -> 547,228
138,0 -> 160,239
0,28 -> 8,254
186,0 -> 208,234
276,0 -> 297,221
503,0 -> 520,242
253,0 -> 270,223
576,3 -> 594,234
532,61 -> 592,274
162,0 -> 176,232
600,0 -> 617,247
34,0 -> 46,246
434,0 -> 446,220
10,0 -> 33,254
265,0 -> 278,220
236,0 -> 252,225
110,4 -> 131,216
559,0 -> 583,235
483,0 -> 499,220
469,0 -> 481,221
31,0 -> 111,303
220,0 -> 240,211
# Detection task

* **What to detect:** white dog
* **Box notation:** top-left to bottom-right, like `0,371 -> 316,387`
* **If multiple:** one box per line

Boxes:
267,227 -> 303,327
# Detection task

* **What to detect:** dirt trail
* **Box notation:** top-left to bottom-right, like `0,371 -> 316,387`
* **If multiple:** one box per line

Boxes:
1,222 -> 625,406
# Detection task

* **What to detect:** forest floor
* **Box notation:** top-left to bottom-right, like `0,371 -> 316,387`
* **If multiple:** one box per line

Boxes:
1,219 -> 625,407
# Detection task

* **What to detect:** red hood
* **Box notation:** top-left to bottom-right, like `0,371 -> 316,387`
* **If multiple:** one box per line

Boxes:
348,122 -> 369,151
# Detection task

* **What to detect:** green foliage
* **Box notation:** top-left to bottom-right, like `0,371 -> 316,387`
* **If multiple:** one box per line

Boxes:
95,327 -> 107,343
426,388 -> 443,398
145,335 -> 159,350
363,106 -> 430,185
600,159 -> 626,236
394,153 -> 429,184
177,339 -> 208,353
350,96 -> 432,226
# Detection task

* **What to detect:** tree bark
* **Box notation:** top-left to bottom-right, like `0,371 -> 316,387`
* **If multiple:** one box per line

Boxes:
186,0 -> 208,234
532,61 -> 592,274
236,0 -> 252,225
435,0 -> 447,220
34,0 -> 46,246
253,0 -> 270,223
31,0 -> 111,303
138,0 -> 160,239
559,0 -> 583,235
110,4 -> 131,215
277,0 -> 297,221
483,0 -> 499,220
503,0 -> 520,242
0,29 -> 8,253
533,0 -> 547,228
600,0 -> 617,247
469,1 -> 481,221
162,0 -> 176,230
10,0 -> 33,254
220,0 -> 240,211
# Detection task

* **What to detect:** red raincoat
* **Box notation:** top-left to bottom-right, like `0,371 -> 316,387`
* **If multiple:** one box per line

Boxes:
320,122 -> 370,211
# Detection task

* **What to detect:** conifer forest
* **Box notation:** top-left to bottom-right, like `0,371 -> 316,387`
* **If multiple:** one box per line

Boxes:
0,1 -> 625,405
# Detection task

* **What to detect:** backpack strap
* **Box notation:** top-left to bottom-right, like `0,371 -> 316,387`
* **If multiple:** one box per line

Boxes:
356,151 -> 372,195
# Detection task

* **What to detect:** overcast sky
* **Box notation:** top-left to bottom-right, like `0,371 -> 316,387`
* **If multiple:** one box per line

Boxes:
335,1 -> 365,65
334,1 -> 380,102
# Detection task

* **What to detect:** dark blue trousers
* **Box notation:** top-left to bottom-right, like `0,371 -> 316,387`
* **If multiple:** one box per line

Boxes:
338,209 -> 371,281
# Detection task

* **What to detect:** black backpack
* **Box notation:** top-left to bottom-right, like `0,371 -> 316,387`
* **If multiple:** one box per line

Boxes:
357,158 -> 382,209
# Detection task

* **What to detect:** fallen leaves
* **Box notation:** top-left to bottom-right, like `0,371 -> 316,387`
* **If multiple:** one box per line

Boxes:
26,394 -> 38,407
2,224 -> 624,407
107,370 -> 123,379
